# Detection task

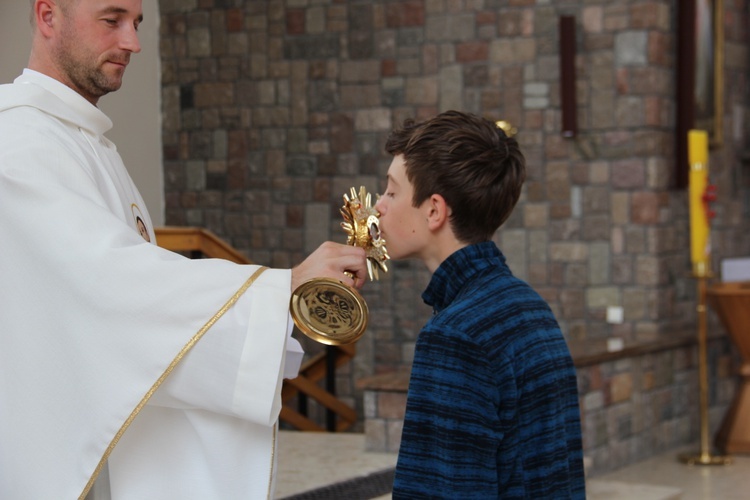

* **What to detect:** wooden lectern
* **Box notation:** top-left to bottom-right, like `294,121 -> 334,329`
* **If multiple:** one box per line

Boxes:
708,281 -> 750,454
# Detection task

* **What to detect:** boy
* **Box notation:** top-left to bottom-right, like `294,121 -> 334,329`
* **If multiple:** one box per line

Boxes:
374,110 -> 586,498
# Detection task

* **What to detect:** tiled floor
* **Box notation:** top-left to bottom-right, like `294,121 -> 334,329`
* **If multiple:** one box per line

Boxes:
275,431 -> 396,499
591,446 -> 750,500
276,430 -> 750,499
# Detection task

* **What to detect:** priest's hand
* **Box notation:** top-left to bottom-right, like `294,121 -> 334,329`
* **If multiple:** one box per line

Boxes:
291,241 -> 367,291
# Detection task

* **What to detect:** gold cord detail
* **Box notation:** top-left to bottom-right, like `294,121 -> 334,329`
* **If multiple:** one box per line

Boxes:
79,266 -> 269,499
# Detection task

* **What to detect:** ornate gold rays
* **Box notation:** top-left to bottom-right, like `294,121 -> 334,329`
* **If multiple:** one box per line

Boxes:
340,186 -> 390,281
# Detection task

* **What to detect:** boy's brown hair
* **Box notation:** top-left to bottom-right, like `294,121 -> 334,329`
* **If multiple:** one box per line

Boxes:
385,110 -> 526,244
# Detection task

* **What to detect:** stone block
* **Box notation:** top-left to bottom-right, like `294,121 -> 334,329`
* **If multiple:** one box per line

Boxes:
226,33 -> 248,56
635,255 -> 662,286
635,192 -> 664,227
584,186 -> 611,214
615,31 -> 648,66
609,196 -> 629,231
340,61 -> 381,83
305,6 -> 325,35
456,41 -> 489,62
523,203 -> 548,228
591,91 -> 616,128
377,392 -> 408,419
497,11 -> 524,37
609,373 -> 634,404
426,13 -> 475,42
582,214 -> 610,241
364,419 -> 388,452
615,96 -> 645,127
550,242 -> 589,262
604,4 -> 630,31
631,3 -> 670,30
589,243 -> 611,285
585,33 -> 615,52
490,38 -> 537,64
194,82 -> 234,108
186,160 -> 206,190
188,27 -> 211,58
611,227 -> 626,257
586,287 -> 621,310
648,31 -> 671,67
386,419 -> 404,453
582,6 -> 604,33
355,109 -> 392,131
440,65 -> 463,111
647,157 -> 671,189
285,34 -> 340,59
611,159 -> 646,189
527,262 -> 548,285
631,67 -> 671,94
561,263 -> 585,287
405,76 -> 438,105
561,289 -> 586,319
528,229 -> 548,263
622,228 -> 646,255
385,1 -> 425,28
622,288 -> 647,321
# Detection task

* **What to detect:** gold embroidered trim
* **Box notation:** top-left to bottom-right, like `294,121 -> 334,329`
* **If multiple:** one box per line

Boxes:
266,422 -> 278,499
79,266 -> 270,499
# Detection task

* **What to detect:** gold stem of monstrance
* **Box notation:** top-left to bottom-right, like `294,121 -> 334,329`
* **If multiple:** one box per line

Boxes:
290,186 -> 390,345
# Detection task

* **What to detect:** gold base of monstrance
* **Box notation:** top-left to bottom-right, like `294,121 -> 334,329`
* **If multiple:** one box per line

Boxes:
290,186 -> 389,345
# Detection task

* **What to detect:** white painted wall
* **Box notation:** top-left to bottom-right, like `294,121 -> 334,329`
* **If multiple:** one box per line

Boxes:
0,1 -> 164,225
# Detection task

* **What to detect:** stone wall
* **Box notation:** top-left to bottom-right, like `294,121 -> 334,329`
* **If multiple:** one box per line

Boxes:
576,336 -> 736,473
159,0 -> 750,460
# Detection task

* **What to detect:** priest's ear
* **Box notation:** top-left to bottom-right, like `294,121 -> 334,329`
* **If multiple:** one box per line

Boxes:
33,0 -> 57,35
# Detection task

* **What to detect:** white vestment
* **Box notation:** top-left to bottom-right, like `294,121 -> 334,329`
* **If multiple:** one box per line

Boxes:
0,70 -> 303,499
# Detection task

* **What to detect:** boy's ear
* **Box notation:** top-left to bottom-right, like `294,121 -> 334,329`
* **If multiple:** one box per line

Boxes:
426,194 -> 450,231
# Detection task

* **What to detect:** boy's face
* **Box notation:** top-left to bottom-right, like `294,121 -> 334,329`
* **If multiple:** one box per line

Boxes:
374,155 -> 431,261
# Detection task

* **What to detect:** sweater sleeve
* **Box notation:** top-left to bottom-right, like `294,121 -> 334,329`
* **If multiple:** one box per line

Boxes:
393,325 -> 515,499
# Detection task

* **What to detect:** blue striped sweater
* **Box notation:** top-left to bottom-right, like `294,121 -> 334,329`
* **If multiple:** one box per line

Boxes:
393,242 -> 585,499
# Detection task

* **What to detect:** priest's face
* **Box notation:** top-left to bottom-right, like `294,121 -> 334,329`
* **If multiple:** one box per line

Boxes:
52,0 -> 143,104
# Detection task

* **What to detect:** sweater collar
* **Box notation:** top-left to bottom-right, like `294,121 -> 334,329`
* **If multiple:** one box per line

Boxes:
422,241 -> 505,312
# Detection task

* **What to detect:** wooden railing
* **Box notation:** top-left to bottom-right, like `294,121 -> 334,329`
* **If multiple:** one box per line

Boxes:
154,226 -> 357,431
155,226 -> 250,264
281,344 -> 357,431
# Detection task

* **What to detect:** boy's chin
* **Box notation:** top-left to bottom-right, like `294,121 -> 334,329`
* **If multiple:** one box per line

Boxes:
389,251 -> 412,262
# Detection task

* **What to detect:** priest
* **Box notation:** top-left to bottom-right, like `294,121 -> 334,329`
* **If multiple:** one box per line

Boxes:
0,1 -> 367,498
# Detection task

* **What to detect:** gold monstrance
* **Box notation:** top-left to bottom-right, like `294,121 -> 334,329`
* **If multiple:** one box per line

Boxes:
340,186 -> 390,280
290,186 -> 389,345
